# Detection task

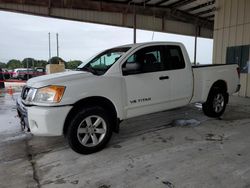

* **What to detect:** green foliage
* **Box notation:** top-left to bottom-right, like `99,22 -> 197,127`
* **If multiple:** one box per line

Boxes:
22,58 -> 48,68
22,58 -> 35,68
0,62 -> 7,69
6,59 -> 23,70
5,57 -> 82,70
36,60 -> 47,68
49,57 -> 65,64
65,60 -> 82,69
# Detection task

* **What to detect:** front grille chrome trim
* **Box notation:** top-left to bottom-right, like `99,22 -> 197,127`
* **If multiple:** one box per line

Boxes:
21,86 -> 30,100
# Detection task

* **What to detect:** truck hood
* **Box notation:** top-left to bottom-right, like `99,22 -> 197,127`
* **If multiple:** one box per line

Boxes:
27,71 -> 93,88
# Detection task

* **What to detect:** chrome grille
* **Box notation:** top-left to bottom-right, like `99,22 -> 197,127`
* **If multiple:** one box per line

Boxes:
21,86 -> 30,100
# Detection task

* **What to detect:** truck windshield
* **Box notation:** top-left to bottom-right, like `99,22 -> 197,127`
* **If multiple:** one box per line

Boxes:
77,47 -> 131,75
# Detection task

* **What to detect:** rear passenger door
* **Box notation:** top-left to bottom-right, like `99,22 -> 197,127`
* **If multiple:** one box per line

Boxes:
164,45 -> 193,107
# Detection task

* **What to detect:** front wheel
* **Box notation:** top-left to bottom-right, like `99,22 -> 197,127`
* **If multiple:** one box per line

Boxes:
66,106 -> 113,154
202,88 -> 227,118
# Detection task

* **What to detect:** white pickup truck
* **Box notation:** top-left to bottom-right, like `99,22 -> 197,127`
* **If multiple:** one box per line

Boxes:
17,42 -> 240,154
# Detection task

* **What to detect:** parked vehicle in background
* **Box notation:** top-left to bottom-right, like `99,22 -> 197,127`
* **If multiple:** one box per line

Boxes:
13,67 -> 45,80
0,68 -> 4,89
12,68 -> 31,79
65,69 -> 73,72
17,42 -> 240,154
28,67 -> 46,80
1,68 -> 11,80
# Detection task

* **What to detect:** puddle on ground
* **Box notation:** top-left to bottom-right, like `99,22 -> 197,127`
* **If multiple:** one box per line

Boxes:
205,133 -> 226,142
162,180 -> 175,188
170,119 -> 201,127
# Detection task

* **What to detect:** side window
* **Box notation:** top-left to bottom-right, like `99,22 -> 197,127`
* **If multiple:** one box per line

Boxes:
123,46 -> 164,74
165,46 -> 185,70
126,54 -> 136,64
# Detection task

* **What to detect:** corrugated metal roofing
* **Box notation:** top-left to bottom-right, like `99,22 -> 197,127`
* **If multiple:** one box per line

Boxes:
0,0 -> 215,37
100,0 -> 215,21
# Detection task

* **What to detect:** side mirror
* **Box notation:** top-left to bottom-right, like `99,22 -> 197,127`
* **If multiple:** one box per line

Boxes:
122,62 -> 142,75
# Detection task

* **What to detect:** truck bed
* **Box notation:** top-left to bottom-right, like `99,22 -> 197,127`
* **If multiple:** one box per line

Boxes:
191,63 -> 239,103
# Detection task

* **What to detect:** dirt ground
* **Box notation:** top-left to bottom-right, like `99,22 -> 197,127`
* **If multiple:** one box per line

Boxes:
0,91 -> 250,188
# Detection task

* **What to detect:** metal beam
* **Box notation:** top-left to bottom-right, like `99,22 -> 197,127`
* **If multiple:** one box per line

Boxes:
0,2 -> 213,38
166,0 -> 197,9
0,0 -> 213,29
0,0 -> 214,38
185,0 -> 215,13
154,0 -> 171,6
203,14 -> 214,20
195,8 -> 215,16
138,0 -> 152,6
96,0 -> 213,28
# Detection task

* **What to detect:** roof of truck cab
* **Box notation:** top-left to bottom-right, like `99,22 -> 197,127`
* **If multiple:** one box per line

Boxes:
114,41 -> 184,49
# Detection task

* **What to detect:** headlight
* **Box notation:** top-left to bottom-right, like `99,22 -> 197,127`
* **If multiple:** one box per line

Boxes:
33,85 -> 65,103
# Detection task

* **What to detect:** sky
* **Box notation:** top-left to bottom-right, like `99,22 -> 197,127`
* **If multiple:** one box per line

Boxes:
0,10 -> 213,64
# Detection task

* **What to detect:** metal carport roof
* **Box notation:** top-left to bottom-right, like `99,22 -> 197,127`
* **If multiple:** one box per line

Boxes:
0,0 -> 216,38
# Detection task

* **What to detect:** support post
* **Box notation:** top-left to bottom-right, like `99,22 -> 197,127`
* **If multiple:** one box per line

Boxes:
194,26 -> 198,65
26,59 -> 29,80
48,32 -> 51,63
133,2 -> 136,44
56,33 -> 59,57
133,12 -> 136,44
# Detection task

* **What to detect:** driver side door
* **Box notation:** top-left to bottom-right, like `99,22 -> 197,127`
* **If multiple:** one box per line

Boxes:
122,45 -> 172,118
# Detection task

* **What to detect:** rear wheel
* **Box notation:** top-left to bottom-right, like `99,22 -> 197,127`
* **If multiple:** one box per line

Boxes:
66,106 -> 113,154
202,88 -> 227,118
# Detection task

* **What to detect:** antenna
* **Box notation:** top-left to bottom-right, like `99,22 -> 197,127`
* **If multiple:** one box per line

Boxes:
56,33 -> 59,57
48,32 -> 51,63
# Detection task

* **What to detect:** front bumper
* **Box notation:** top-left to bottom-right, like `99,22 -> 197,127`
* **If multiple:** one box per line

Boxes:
16,97 -> 72,136
16,97 -> 29,130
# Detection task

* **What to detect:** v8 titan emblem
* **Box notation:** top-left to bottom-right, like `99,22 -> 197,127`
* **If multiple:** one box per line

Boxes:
130,97 -> 151,104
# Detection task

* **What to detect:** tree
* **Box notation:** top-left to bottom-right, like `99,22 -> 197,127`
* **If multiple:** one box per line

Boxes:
6,59 -> 22,70
65,60 -> 83,69
22,58 -> 48,68
48,56 -> 65,64
36,60 -> 47,68
0,62 -> 7,69
22,58 -> 35,68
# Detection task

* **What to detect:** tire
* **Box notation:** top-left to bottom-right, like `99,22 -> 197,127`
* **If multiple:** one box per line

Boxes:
202,88 -> 227,118
66,106 -> 113,154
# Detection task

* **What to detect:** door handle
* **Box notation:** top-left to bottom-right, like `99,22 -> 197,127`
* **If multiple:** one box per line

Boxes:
159,76 -> 169,80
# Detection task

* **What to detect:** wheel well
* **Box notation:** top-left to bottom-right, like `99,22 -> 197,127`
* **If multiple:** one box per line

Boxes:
211,80 -> 227,92
63,96 -> 119,135
208,80 -> 229,103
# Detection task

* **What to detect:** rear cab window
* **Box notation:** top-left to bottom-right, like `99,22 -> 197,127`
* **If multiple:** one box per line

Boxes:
165,45 -> 185,70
